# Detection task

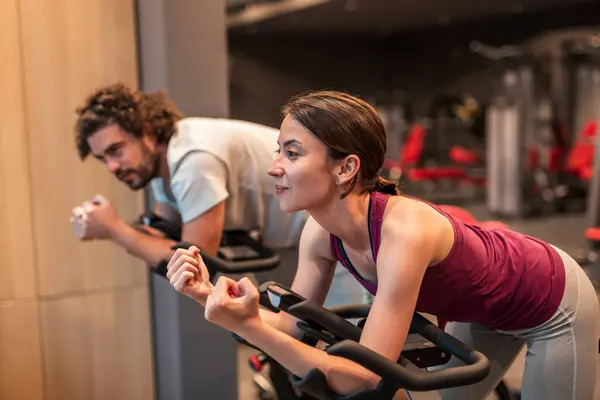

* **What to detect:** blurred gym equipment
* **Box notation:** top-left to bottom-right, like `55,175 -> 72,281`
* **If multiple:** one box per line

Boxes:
472,41 -> 563,219
382,94 -> 487,205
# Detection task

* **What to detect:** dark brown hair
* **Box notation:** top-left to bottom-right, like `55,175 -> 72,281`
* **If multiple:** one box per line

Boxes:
74,83 -> 184,160
281,90 -> 399,198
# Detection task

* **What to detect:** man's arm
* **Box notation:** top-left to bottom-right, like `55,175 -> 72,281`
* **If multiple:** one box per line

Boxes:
109,201 -> 226,267
180,201 -> 225,255
170,151 -> 229,256
110,151 -> 229,267
110,202 -> 181,265
109,221 -> 178,266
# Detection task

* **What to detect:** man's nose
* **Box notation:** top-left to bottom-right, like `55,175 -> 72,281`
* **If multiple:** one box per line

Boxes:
107,159 -> 120,174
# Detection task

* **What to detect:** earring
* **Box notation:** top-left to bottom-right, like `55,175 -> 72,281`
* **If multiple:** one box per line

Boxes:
335,178 -> 340,184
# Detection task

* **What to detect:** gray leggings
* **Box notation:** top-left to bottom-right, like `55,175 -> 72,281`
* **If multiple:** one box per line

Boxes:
428,245 -> 599,400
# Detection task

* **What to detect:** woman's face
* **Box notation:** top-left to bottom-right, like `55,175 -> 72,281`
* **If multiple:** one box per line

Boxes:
268,116 -> 340,213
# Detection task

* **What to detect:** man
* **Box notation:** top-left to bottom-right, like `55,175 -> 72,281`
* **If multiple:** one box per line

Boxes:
71,82 -> 307,284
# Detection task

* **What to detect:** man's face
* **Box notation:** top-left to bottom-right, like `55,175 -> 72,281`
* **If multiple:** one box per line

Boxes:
87,124 -> 160,190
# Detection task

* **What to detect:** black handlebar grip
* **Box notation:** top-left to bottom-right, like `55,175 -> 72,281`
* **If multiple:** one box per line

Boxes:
288,301 -> 363,343
327,340 -> 490,391
327,304 -> 371,320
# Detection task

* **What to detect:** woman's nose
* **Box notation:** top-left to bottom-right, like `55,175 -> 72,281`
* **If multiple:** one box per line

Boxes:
267,166 -> 284,177
268,159 -> 284,177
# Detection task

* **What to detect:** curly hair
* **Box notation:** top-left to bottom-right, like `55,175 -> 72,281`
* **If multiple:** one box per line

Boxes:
74,83 -> 184,160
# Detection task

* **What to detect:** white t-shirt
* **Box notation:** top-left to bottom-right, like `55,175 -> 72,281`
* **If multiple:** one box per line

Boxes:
150,117 -> 307,248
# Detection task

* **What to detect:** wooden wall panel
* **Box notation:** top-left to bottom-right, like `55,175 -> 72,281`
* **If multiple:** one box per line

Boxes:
40,295 -> 92,400
0,0 -> 37,302
88,287 -> 154,400
19,0 -> 146,296
0,300 -> 45,400
14,0 -> 156,398
41,287 -> 154,400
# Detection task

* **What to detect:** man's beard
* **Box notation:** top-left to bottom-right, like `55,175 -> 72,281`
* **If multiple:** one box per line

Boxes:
119,147 -> 161,190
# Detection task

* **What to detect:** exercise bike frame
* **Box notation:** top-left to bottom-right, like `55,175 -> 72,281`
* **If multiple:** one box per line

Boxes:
243,281 -> 491,400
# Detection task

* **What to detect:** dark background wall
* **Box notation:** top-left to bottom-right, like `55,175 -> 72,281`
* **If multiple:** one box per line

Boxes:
228,2 -> 600,129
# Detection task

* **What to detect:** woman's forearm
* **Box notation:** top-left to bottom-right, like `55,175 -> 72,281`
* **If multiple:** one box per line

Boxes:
258,309 -> 303,338
239,320 -> 381,396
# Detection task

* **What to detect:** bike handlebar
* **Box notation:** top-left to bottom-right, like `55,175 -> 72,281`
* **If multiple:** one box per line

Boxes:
258,281 -> 491,392
170,241 -> 281,276
326,304 -> 371,320
328,339 -> 489,391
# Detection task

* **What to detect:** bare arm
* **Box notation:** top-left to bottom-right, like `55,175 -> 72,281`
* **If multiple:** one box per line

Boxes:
179,202 -> 225,255
239,205 -> 443,396
258,216 -> 337,338
110,151 -> 229,267
109,201 -> 178,266
110,201 -> 226,267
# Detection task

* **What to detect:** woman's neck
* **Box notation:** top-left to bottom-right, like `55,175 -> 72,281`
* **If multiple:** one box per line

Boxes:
309,192 -> 372,252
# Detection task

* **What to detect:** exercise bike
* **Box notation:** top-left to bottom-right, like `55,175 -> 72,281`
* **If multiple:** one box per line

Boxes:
237,281 -> 493,400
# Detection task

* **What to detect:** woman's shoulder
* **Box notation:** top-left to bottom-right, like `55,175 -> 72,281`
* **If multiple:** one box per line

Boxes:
384,194 -> 440,222
382,195 -> 452,242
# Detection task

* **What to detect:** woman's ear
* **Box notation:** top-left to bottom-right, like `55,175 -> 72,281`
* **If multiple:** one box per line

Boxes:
334,154 -> 360,185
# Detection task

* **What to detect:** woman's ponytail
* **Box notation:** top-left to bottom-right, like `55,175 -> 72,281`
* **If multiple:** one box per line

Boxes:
374,176 -> 400,195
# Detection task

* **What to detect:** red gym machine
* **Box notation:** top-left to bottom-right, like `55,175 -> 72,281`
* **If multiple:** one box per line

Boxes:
382,111 -> 486,204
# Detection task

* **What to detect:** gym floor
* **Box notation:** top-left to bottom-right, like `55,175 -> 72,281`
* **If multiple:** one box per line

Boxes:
237,205 -> 600,399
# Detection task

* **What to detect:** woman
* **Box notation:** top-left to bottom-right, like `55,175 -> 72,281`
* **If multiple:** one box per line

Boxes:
166,91 -> 599,400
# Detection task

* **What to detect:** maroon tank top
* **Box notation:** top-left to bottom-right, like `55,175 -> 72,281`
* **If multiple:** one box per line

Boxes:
329,191 -> 566,330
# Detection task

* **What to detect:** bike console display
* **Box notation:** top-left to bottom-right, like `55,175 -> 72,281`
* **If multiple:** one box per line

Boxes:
263,283 -> 306,311
259,281 -> 364,343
